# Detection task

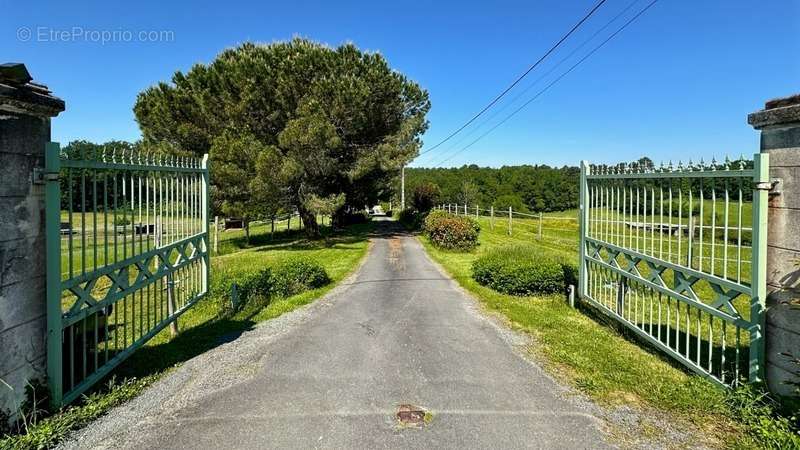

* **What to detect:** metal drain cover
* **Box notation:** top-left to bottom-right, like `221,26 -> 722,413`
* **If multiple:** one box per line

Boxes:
396,404 -> 428,427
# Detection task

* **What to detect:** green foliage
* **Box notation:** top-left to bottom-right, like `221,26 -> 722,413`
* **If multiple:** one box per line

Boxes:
411,182 -> 440,213
398,208 -> 423,231
232,259 -> 330,307
239,268 -> 274,301
336,210 -> 371,226
405,164 -> 579,213
270,259 -> 330,298
472,246 -> 573,295
725,384 -> 800,449
424,212 -> 480,251
135,38 -> 431,237
112,216 -> 132,226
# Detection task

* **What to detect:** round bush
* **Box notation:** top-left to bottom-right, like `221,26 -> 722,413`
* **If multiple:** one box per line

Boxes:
472,246 -> 575,295
240,268 -> 273,299
270,259 -> 330,297
425,213 -> 480,251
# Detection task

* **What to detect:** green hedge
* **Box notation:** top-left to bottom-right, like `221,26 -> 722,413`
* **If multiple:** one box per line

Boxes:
472,245 -> 576,295
424,211 -> 480,251
226,258 -> 330,308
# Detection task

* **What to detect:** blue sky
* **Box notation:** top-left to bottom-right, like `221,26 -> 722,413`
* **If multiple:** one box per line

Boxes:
5,0 -> 798,168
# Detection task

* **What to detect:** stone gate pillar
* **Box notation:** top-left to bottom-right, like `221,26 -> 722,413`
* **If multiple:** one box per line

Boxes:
0,63 -> 64,419
748,94 -> 800,396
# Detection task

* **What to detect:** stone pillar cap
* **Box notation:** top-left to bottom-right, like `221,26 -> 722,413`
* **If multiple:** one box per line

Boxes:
748,93 -> 800,129
0,63 -> 64,117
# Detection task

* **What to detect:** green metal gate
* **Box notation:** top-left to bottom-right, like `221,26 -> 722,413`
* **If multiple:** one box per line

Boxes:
45,142 -> 210,406
577,155 -> 769,387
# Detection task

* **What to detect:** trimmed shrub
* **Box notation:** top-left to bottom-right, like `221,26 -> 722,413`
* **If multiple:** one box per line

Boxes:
425,213 -> 480,251
472,245 -> 575,295
411,182 -> 440,213
398,208 -> 422,230
270,259 -> 330,297
337,210 -> 371,226
239,267 -> 273,300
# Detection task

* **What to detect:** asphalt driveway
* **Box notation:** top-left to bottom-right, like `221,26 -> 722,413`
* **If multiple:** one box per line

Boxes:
63,218 -> 610,449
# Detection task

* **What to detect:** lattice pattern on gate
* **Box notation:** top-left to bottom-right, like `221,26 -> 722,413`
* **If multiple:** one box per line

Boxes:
577,155 -> 769,387
45,143 -> 210,406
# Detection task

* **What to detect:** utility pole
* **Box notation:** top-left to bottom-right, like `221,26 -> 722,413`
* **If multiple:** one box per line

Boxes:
401,165 -> 405,210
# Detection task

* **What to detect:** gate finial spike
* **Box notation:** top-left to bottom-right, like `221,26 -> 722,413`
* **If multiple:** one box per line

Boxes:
738,154 -> 746,170
711,156 -> 717,171
724,155 -> 731,170
668,160 -> 673,171
687,158 -> 694,171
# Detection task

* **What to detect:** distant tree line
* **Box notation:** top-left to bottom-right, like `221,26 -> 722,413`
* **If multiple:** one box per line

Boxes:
404,164 -> 580,213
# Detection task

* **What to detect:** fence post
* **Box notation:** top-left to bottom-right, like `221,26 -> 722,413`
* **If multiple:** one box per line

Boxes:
230,282 -> 239,309
214,215 -> 219,253
490,206 -> 494,229
748,95 -> 800,393
45,142 -> 64,408
508,206 -> 512,236
578,161 -> 590,300
749,152 -> 769,382
538,212 -> 543,239
271,217 -> 275,240
568,285 -> 575,308
476,204 -> 479,219
287,214 -> 291,230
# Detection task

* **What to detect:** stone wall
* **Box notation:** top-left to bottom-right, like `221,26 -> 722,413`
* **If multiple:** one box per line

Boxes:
0,64 -> 64,419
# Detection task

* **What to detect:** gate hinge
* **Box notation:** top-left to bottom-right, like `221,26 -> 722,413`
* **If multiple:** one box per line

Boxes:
756,178 -> 782,194
34,168 -> 60,184
32,167 -> 45,184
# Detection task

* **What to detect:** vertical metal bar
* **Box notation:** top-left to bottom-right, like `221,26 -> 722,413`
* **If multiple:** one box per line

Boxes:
201,155 -> 210,295
677,184 -> 683,264
737,179 -> 743,283
45,142 -> 64,407
723,178 -> 730,279
749,152 -> 769,382
578,161 -> 589,299
93,170 -> 97,271
699,181 -> 705,273
508,206 -> 512,236
687,182 -> 694,267
711,179 -> 717,277
81,163 -> 86,275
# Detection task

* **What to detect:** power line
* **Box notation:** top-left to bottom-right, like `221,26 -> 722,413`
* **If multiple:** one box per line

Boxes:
416,0 -> 609,157
435,0 -> 660,168
420,0 -> 645,167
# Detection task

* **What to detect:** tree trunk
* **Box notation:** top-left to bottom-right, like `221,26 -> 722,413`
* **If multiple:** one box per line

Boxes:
297,204 -> 320,238
244,220 -> 251,243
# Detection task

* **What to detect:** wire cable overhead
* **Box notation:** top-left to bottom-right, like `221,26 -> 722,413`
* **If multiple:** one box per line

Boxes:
417,0 -> 610,157
435,0 -> 660,167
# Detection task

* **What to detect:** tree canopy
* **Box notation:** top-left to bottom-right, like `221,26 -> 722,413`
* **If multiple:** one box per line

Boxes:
134,38 -> 430,236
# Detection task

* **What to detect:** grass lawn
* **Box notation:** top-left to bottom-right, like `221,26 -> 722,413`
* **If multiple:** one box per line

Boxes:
2,219 -> 372,449
420,212 -> 793,448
